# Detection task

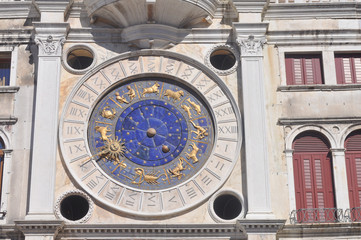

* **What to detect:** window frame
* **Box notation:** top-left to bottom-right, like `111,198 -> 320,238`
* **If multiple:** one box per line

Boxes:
0,46 -> 18,87
285,53 -> 324,85
335,53 -> 361,84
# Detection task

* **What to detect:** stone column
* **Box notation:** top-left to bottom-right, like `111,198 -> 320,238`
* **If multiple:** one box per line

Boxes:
26,23 -> 68,219
285,149 -> 297,212
234,23 -> 274,219
331,148 -> 350,210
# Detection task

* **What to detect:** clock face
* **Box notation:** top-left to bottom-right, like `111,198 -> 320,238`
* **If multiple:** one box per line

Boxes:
60,52 -> 241,216
87,78 -> 214,191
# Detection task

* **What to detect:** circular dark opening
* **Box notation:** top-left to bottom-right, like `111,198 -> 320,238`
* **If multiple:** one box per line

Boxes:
60,195 -> 89,221
67,49 -> 94,70
210,49 -> 236,71
213,194 -> 242,220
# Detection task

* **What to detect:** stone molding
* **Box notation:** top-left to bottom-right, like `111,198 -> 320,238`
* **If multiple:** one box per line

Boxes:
278,117 -> 361,125
14,220 -> 64,237
0,118 -> 17,126
33,0 -> 73,16
0,86 -> 20,93
265,2 -> 361,20
278,223 -> 361,238
268,29 -> 361,46
54,189 -> 94,224
236,35 -> 266,57
231,0 -> 268,13
0,2 -> 37,19
0,30 -> 32,44
57,223 -> 246,239
238,219 -> 286,234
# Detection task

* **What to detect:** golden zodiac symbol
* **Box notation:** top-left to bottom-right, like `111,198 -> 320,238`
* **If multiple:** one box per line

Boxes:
187,98 -> 201,115
168,157 -> 185,180
126,86 -> 136,101
131,168 -> 166,186
81,137 -> 125,165
115,92 -> 129,104
111,160 -> 127,173
190,120 -> 208,140
181,104 -> 192,118
142,82 -> 160,97
101,106 -> 117,120
95,126 -> 112,142
164,89 -> 184,102
185,142 -> 200,164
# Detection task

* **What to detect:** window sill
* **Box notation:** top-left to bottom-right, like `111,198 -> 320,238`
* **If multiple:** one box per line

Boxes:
0,86 -> 19,93
0,117 -> 17,125
278,84 -> 361,92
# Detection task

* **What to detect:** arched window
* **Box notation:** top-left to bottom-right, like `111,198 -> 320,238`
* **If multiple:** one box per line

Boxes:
345,130 -> 361,210
293,131 -> 335,222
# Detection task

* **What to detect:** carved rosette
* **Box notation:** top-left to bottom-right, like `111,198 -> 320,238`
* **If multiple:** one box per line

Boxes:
236,35 -> 266,57
35,35 -> 65,57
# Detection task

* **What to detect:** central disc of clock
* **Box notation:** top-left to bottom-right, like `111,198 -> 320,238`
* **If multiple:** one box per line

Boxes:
115,99 -> 188,167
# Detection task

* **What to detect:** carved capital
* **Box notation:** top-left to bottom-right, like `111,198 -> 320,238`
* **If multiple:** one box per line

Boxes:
237,35 -> 266,57
35,35 -> 65,57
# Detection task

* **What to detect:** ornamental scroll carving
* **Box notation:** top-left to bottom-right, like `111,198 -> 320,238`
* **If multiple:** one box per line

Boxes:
35,35 -> 65,56
237,35 -> 266,57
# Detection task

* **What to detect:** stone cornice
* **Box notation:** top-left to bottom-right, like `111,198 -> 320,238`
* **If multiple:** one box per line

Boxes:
0,1 -> 39,19
278,117 -> 361,125
15,220 -> 64,237
57,223 -> 246,239
278,223 -> 361,238
277,83 -> 361,92
231,0 -> 268,13
264,2 -> 361,20
33,0 -> 73,15
238,219 -> 286,234
233,23 -> 269,38
268,29 -> 361,46
0,29 -> 33,44
67,27 -> 232,44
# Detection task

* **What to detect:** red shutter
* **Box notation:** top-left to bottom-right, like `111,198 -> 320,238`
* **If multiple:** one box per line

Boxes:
293,132 -> 335,217
345,131 -> 361,209
285,54 -> 323,85
335,53 -> 361,84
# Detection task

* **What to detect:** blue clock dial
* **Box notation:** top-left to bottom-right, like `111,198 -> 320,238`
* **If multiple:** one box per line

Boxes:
87,78 -> 214,190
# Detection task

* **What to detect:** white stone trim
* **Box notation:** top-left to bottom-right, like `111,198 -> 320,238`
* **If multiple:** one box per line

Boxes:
0,128 -> 12,224
285,125 -> 337,150
208,188 -> 245,223
339,124 -> 361,148
54,189 -> 93,224
204,44 -> 239,76
0,45 -> 18,87
62,44 -> 97,75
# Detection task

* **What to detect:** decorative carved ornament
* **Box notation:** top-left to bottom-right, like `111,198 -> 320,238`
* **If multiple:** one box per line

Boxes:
236,35 -> 266,57
35,35 -> 65,57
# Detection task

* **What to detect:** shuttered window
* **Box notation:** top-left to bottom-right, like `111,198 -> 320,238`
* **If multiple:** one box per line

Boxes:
335,53 -> 361,84
345,131 -> 361,210
293,132 -> 335,221
285,54 -> 323,85
0,54 -> 11,86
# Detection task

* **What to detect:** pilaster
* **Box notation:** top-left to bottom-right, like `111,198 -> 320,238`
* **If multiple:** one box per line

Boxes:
330,148 -> 350,211
234,23 -> 274,219
27,18 -> 69,219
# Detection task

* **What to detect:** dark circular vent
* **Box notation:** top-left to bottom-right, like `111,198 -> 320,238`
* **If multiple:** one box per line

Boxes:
67,48 -> 94,70
210,49 -> 236,71
213,194 -> 242,220
60,195 -> 89,221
